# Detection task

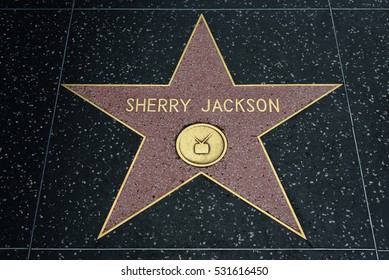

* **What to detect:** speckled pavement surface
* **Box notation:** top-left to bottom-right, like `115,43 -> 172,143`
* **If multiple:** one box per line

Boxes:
0,0 -> 388,260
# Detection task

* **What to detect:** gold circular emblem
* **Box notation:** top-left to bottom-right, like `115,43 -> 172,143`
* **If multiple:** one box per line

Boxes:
176,123 -> 227,167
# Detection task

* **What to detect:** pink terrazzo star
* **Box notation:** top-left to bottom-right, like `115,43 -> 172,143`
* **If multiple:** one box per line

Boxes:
64,15 -> 340,239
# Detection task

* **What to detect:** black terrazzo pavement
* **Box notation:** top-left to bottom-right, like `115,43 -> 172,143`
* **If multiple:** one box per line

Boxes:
0,10 -> 70,249
75,0 -> 327,9
333,10 -> 389,251
0,1 -> 72,8
331,0 -> 389,8
0,249 -> 28,260
0,1 -> 387,260
30,249 -> 376,260
379,252 -> 389,260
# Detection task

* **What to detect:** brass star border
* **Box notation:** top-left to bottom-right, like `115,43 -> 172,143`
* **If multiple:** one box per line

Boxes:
63,15 -> 341,240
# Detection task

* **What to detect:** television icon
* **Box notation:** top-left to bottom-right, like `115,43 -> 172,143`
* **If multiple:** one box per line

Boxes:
193,133 -> 212,154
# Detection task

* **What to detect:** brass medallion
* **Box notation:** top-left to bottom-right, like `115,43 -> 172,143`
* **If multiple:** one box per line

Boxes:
176,123 -> 227,167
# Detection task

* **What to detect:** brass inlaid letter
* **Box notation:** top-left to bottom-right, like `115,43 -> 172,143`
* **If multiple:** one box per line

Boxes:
158,98 -> 168,112
170,99 -> 179,112
246,99 -> 255,112
147,98 -> 157,112
235,99 -> 245,112
201,99 -> 211,112
212,99 -> 223,112
181,99 -> 192,112
269,98 -> 280,112
126,98 -> 134,112
136,98 -> 147,112
256,99 -> 267,112
223,99 -> 233,112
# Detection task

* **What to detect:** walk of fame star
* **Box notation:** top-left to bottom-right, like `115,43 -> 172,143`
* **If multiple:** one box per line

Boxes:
63,15 -> 341,239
